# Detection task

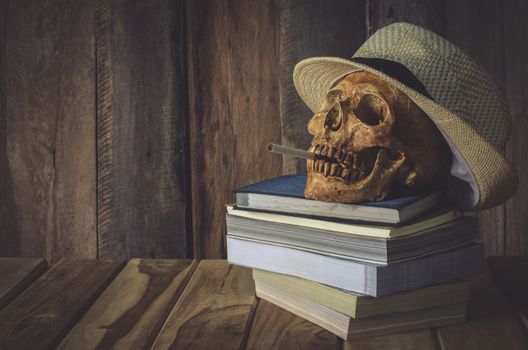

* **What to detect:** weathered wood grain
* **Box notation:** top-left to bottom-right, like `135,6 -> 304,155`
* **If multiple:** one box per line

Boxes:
279,0 -> 366,175
443,0 -> 508,257
368,0 -> 446,34
344,329 -> 438,350
0,0 -> 96,262
0,259 -> 124,350
187,0 -> 282,258
368,0 -> 507,256
0,258 -> 47,311
246,299 -> 337,350
151,260 -> 256,349
503,0 -> 528,256
96,0 -> 190,259
435,271 -> 527,349
58,259 -> 198,350
0,0 -> 10,257
488,256 -> 528,332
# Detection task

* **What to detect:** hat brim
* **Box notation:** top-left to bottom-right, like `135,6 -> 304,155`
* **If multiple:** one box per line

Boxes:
294,57 -> 518,210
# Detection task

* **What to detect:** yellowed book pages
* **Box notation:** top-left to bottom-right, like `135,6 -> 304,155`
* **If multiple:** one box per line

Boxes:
256,281 -> 467,340
253,269 -> 469,318
226,204 -> 460,238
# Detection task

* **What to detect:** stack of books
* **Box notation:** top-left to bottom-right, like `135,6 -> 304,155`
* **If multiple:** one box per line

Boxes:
226,174 -> 482,340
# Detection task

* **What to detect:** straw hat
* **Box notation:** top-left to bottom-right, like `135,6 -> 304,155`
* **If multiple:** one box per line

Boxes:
293,22 -> 517,210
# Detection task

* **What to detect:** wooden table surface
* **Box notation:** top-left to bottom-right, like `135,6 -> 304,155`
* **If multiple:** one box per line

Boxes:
0,257 -> 526,350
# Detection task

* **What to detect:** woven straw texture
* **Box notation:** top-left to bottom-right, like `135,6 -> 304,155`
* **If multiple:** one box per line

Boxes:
293,22 -> 517,210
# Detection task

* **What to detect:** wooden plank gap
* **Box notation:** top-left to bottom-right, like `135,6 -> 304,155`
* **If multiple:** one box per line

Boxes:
244,297 -> 264,350
151,260 -> 256,349
181,0 -> 195,260
58,259 -> 199,349
431,327 -> 444,350
238,292 -> 258,350
94,0 -> 114,260
154,259 -> 201,334
0,258 -> 48,311
0,259 -> 125,350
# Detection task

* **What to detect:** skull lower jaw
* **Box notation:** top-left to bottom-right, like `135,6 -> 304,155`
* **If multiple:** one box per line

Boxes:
304,149 -> 405,203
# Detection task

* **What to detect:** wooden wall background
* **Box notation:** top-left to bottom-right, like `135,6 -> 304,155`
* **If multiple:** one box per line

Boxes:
0,0 -> 526,262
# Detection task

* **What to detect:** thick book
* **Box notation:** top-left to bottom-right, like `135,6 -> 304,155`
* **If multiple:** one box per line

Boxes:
226,214 -> 479,264
253,269 -> 470,319
227,236 -> 482,296
256,281 -> 467,340
226,204 -> 461,239
235,174 -> 440,224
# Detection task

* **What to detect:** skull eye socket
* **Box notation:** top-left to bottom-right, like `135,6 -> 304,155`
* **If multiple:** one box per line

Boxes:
324,102 -> 343,131
355,94 -> 387,126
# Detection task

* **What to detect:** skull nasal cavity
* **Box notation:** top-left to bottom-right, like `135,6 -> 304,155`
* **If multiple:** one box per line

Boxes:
355,94 -> 386,126
324,103 -> 343,131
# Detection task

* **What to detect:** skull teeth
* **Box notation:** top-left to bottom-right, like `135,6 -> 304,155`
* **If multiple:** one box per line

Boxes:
308,143 -> 383,182
337,150 -> 345,162
323,162 -> 330,176
317,159 -> 323,172
309,159 -> 353,181
327,147 -> 335,158
330,163 -> 338,176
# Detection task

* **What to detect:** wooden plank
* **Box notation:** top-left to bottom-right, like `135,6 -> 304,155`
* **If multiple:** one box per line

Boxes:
96,0 -> 190,259
488,256 -> 528,332
186,0 -> 282,258
0,0 -> 9,257
368,0 -> 506,256
503,0 -> 528,256
151,260 -> 256,349
435,272 -> 527,350
344,329 -> 438,350
279,0 -> 366,174
246,299 -> 338,350
0,259 -> 124,350
0,258 -> 47,311
58,259 -> 198,349
0,0 -> 96,262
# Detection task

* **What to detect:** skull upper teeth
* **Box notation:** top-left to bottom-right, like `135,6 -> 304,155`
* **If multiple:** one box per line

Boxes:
308,143 -> 385,182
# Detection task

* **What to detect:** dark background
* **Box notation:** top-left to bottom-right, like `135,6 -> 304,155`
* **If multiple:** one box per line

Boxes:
0,0 -> 526,262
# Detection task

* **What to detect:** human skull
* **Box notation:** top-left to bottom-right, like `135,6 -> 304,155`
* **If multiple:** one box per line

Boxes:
305,71 -> 452,203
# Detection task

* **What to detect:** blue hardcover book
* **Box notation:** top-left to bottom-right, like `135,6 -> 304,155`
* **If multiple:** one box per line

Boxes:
235,174 -> 441,224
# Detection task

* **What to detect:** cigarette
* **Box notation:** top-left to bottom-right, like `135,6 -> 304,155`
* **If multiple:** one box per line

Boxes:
267,143 -> 316,160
